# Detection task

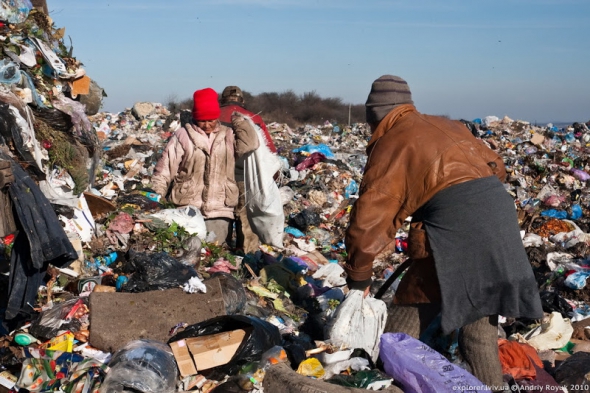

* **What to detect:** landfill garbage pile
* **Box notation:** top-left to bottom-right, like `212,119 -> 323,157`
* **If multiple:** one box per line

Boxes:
2,4 -> 590,393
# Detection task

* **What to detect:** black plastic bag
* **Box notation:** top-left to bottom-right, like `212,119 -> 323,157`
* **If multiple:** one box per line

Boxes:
282,332 -> 316,369
554,352 -> 590,392
206,273 -> 247,315
122,252 -> 198,293
116,194 -> 161,211
540,290 -> 573,318
288,209 -> 321,232
168,315 -> 281,377
29,297 -> 87,340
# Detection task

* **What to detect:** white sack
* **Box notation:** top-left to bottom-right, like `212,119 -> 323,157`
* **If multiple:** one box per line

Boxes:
325,289 -> 387,362
241,117 -> 284,248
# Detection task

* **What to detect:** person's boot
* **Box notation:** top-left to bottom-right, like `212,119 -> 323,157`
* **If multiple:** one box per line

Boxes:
459,315 -> 505,392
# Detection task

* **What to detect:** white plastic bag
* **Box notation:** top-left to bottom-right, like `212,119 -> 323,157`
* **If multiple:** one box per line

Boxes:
149,205 -> 207,240
325,289 -> 387,362
241,117 -> 285,248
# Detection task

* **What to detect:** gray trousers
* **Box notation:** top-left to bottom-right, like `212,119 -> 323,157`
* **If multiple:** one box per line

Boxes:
205,218 -> 232,245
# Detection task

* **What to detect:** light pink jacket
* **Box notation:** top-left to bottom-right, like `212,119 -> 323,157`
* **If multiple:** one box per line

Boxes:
152,121 -> 256,219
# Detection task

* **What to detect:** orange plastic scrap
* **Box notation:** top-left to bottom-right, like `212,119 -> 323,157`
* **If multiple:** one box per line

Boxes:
498,339 -> 544,380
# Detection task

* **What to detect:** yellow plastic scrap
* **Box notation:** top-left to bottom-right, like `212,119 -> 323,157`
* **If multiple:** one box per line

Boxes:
247,284 -> 278,299
45,332 -> 75,352
272,298 -> 289,313
296,358 -> 325,378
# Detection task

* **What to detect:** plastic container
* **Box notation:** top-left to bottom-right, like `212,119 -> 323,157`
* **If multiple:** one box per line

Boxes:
14,333 -> 37,346
98,340 -> 178,393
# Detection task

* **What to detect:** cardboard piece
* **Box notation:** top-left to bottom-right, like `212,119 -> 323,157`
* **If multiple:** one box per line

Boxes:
170,329 -> 248,375
70,75 -> 91,97
83,192 -> 117,218
170,339 -> 198,377
187,329 -> 247,371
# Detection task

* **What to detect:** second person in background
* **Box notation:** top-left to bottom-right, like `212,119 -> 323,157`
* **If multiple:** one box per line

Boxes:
219,85 -> 277,253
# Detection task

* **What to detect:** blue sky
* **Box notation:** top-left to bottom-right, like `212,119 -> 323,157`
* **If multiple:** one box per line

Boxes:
49,0 -> 589,124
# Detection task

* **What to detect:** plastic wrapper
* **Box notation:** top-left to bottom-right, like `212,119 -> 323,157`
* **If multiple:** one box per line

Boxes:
380,333 -> 490,392
29,297 -> 88,340
98,340 -> 177,393
168,315 -> 281,378
323,357 -> 369,379
121,251 -> 198,292
296,358 -> 325,378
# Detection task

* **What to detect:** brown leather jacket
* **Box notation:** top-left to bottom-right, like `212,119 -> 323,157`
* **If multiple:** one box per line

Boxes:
344,104 -> 506,287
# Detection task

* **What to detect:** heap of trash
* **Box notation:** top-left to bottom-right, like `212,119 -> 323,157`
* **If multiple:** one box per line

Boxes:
3,3 -> 590,393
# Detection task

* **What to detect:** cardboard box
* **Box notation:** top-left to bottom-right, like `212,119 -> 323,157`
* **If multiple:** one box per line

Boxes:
170,339 -> 198,377
170,329 -> 248,374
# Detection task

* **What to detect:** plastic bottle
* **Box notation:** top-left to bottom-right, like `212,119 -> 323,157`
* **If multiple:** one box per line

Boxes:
138,191 -> 161,202
14,333 -> 37,346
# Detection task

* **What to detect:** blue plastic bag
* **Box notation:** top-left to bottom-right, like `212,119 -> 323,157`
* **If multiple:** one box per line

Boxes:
380,333 -> 491,393
292,143 -> 335,159
541,209 -> 568,219
284,226 -> 305,238
570,204 -> 583,220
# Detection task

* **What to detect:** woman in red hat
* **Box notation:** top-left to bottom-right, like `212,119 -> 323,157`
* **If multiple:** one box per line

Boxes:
152,88 -> 260,244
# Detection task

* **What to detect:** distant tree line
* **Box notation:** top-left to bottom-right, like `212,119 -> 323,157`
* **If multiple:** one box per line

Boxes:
167,90 -> 366,127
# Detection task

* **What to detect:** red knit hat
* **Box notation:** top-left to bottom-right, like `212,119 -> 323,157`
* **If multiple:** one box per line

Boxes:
192,88 -> 220,121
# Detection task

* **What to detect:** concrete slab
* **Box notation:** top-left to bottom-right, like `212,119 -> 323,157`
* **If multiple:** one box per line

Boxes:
88,279 -> 225,353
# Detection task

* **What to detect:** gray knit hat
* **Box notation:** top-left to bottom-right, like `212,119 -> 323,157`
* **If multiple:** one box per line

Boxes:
365,75 -> 413,124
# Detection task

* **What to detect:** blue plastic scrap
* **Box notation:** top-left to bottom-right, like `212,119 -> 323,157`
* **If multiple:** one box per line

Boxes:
292,144 -> 335,159
344,180 -> 359,198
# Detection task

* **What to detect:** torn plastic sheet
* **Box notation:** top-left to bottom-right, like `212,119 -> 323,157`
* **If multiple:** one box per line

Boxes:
9,104 -> 47,170
38,168 -> 80,208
